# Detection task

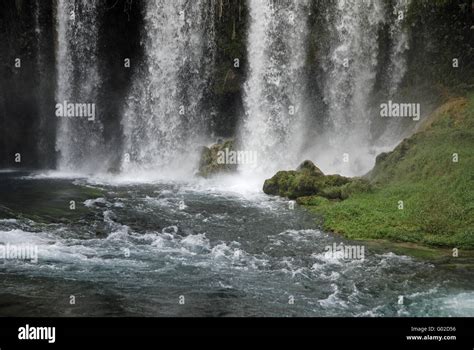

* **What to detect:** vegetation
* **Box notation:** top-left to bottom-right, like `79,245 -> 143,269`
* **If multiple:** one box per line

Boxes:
301,94 -> 474,249
265,94 -> 474,249
262,160 -> 358,200
197,139 -> 238,178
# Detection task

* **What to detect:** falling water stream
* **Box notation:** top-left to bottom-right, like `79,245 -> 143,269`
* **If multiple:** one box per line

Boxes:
300,0 -> 412,176
239,0 -> 309,177
121,1 -> 215,174
55,0 -> 104,173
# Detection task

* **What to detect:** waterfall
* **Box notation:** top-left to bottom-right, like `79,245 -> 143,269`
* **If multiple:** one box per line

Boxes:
302,0 -> 410,176
121,1 -> 215,175
48,0 -> 412,178
315,0 -> 386,175
239,0 -> 310,176
34,0 -> 41,65
35,0 -> 46,163
387,0 -> 411,96
378,0 -> 413,145
55,0 -> 104,173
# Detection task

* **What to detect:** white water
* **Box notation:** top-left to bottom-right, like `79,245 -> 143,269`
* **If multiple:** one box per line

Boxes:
298,0 -> 411,176
239,0 -> 310,178
55,0 -> 104,173
52,1 -> 411,182
0,187 -> 472,317
305,0 -> 386,176
239,0 -> 411,178
121,1 -> 215,174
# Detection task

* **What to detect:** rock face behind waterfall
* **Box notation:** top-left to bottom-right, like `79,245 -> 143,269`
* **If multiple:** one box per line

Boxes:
197,139 -> 238,178
263,160 -> 369,200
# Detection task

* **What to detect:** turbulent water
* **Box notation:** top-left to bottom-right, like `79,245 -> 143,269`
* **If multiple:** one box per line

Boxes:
0,171 -> 473,317
122,1 -> 215,174
55,0 -> 104,173
239,0 -> 310,176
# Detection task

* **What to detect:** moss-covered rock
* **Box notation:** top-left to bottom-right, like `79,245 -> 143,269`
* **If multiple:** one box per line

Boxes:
197,139 -> 238,178
263,160 -> 354,200
296,160 -> 324,176
296,196 -> 330,206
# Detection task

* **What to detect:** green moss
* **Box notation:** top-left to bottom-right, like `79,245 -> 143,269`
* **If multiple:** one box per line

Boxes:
263,161 -> 353,200
340,178 -> 372,199
296,196 -> 330,206
212,0 -> 248,96
197,139 -> 238,178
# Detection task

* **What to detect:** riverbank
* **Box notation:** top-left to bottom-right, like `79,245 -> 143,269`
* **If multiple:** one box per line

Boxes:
291,93 -> 473,250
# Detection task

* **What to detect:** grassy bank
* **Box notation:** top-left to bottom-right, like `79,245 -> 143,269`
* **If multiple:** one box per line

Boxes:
301,94 -> 474,249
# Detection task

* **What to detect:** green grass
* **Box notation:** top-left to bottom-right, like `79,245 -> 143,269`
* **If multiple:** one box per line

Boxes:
305,94 -> 474,249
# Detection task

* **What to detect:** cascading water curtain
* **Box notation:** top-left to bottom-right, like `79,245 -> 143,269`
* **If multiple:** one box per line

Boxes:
387,0 -> 411,97
380,0 -> 412,143
318,0 -> 385,175
239,0 -> 310,177
55,0 -> 103,173
35,0 -> 48,165
305,0 -> 411,176
121,1 -> 215,175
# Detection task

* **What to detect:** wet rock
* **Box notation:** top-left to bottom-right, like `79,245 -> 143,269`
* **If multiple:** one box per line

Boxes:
263,160 -> 355,200
197,139 -> 238,178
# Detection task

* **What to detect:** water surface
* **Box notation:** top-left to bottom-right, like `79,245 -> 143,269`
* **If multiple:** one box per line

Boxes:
0,171 -> 473,317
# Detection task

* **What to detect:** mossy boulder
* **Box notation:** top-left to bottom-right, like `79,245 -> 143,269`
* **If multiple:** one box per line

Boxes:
263,160 -> 362,200
197,139 -> 238,178
296,160 -> 324,176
